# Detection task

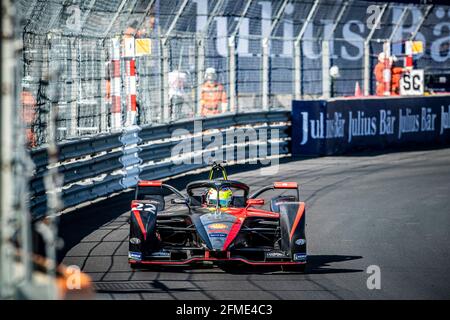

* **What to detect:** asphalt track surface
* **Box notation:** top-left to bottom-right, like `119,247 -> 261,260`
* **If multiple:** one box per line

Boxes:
59,148 -> 450,300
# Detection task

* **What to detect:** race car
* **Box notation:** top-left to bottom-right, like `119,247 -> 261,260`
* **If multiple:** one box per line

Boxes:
128,163 -> 307,271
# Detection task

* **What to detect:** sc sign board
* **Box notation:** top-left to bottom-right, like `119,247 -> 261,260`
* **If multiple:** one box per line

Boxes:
400,69 -> 424,96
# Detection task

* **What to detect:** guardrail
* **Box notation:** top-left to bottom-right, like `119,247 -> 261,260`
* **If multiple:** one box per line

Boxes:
30,110 -> 291,219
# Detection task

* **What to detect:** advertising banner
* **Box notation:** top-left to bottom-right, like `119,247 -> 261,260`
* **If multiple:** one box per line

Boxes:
292,95 -> 450,156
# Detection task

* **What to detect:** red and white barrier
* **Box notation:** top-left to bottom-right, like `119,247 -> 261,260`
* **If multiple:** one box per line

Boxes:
123,37 -> 137,126
405,41 -> 414,70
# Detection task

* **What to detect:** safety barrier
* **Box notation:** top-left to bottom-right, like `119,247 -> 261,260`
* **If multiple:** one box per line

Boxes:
291,95 -> 450,156
30,111 -> 291,219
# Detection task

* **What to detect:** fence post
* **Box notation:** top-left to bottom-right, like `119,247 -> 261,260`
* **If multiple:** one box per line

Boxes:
160,38 -> 170,123
262,37 -> 270,110
294,41 -> 302,100
228,36 -> 237,113
69,38 -> 78,137
1,0 -> 16,297
363,41 -> 371,96
99,40 -> 107,132
44,35 -> 53,142
322,40 -> 331,99
196,36 -> 205,117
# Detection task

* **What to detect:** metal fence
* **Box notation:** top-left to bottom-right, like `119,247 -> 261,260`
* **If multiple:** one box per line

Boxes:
16,0 -> 450,147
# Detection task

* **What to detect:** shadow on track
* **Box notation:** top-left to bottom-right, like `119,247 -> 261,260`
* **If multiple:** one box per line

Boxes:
126,255 -> 363,275
305,255 -> 363,274
219,254 -> 364,275
57,192 -> 133,262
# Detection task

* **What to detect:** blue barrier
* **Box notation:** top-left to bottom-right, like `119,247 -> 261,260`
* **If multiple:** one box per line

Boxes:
292,95 -> 450,156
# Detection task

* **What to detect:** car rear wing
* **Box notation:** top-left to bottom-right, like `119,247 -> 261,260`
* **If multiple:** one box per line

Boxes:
135,180 -> 186,201
138,180 -> 163,187
249,182 -> 299,200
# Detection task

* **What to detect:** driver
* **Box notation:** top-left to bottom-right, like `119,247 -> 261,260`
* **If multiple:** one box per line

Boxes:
206,187 -> 233,208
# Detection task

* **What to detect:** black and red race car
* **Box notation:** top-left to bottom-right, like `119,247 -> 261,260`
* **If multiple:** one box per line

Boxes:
128,163 -> 307,271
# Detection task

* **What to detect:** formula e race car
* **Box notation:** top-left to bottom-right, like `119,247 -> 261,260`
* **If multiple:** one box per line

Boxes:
128,163 -> 307,271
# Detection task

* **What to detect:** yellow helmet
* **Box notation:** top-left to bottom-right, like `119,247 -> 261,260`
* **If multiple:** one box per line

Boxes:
206,188 -> 233,207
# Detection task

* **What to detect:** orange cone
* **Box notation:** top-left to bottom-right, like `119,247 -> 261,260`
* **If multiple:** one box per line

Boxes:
354,81 -> 362,97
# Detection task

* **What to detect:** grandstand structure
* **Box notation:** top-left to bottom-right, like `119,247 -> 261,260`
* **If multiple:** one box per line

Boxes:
11,0 -> 450,146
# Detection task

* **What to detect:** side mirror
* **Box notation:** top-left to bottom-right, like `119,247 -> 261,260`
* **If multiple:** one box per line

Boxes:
246,198 -> 264,206
171,198 -> 187,205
